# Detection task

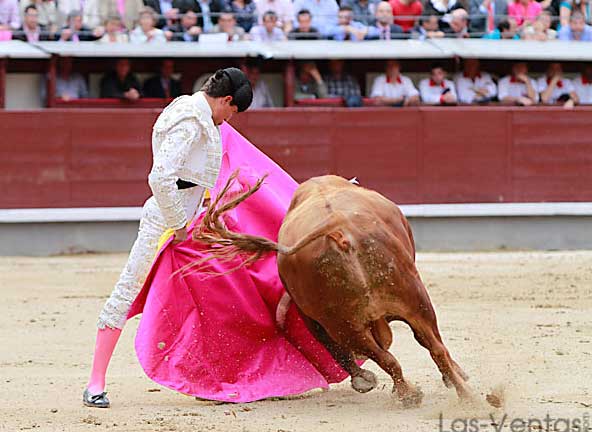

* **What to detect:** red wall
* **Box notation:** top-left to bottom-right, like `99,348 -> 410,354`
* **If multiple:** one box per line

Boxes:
1,107 -> 592,209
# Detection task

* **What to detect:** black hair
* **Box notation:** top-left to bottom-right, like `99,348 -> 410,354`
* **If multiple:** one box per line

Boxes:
297,9 -> 312,17
339,5 -> 354,12
262,10 -> 278,20
497,20 -> 511,32
201,67 -> 253,112
430,62 -> 445,71
24,5 -> 37,14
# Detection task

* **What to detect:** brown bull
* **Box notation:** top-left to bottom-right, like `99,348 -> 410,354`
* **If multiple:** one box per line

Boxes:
195,174 -> 475,407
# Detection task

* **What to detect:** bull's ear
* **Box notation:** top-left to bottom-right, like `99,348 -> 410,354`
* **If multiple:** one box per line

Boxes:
349,177 -> 360,185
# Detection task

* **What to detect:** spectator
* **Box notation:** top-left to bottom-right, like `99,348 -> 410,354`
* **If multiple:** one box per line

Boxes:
559,0 -> 591,29
241,57 -> 274,108
537,62 -> 578,107
326,5 -> 374,40
288,9 -> 321,39
97,14 -> 129,42
419,63 -> 457,105
20,0 -> 58,33
558,11 -> 592,39
250,10 -> 287,40
49,56 -> 88,101
58,10 -> 99,41
230,0 -> 257,32
143,59 -> 182,98
12,5 -> 53,41
522,11 -> 557,39
174,0 -> 226,32
255,0 -> 294,32
482,17 -> 521,38
411,14 -> 445,39
469,0 -> 508,35
454,58 -> 497,104
130,6 -> 167,42
423,0 -> 464,32
167,10 -> 201,40
83,0 -> 143,31
324,59 -> 363,107
369,1 -> 404,40
573,64 -> 592,104
341,0 -> 380,26
100,59 -> 142,100
389,0 -> 423,32
143,0 -> 180,29
292,0 -> 339,35
295,61 -> 328,100
57,0 -> 85,26
212,9 -> 247,40
508,0 -> 542,27
370,60 -> 420,106
498,62 -> 539,105
445,7 -> 469,36
0,0 -> 20,31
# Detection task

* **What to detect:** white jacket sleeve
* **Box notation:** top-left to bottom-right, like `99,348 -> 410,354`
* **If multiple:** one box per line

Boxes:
148,119 -> 201,230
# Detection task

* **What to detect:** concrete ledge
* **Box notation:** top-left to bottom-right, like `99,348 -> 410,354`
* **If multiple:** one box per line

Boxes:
1,203 -> 592,255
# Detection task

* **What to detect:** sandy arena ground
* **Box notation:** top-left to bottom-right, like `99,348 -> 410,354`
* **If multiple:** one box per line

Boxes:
0,251 -> 591,432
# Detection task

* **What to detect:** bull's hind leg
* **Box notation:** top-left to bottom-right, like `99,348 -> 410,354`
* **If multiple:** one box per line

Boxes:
298,312 -> 378,393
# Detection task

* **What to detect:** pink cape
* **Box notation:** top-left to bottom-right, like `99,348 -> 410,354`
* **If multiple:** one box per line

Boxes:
128,123 -> 350,403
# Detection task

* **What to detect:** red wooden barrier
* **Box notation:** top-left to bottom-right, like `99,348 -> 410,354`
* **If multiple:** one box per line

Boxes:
1,107 -> 592,209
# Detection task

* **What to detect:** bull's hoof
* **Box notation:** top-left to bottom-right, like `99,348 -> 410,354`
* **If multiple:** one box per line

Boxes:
396,385 -> 424,408
442,375 -> 453,388
351,370 -> 378,393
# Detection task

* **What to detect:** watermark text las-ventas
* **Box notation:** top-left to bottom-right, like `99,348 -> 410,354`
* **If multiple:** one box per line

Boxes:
439,412 -> 591,432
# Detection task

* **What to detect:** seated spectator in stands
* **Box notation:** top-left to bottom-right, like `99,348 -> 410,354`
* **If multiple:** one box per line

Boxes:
419,63 -> 457,105
559,0 -> 592,29
54,56 -> 88,101
142,59 -> 182,98
326,5 -> 375,40
100,59 -> 142,100
558,11 -> 592,40
12,5 -> 53,41
295,61 -> 328,100
174,0 -> 226,33
255,0 -> 294,32
144,0 -> 180,29
131,6 -> 167,42
423,0 -> 464,32
444,8 -> 469,37
292,0 -> 339,35
166,10 -> 201,40
250,10 -> 287,41
83,0 -> 143,32
368,1 -> 404,40
573,64 -> 592,104
58,10 -> 98,41
522,11 -> 557,40
370,59 -> 420,106
211,9 -> 247,41
0,0 -> 20,33
341,0 -> 380,26
454,58 -> 497,104
508,0 -> 542,27
230,0 -> 257,32
242,57 -> 274,108
498,62 -> 539,105
469,0 -> 508,36
537,62 -> 578,108
482,17 -> 521,38
20,0 -> 59,34
390,0 -> 423,32
288,9 -> 321,39
411,14 -> 445,39
97,14 -> 129,42
324,59 -> 362,107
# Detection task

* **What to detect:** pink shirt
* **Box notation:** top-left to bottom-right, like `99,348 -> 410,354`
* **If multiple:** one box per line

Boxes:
508,0 -> 542,26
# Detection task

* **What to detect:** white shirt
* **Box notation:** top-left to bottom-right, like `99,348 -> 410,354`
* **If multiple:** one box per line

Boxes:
370,74 -> 419,100
573,74 -> 592,104
536,76 -> 575,104
498,75 -> 539,102
419,78 -> 457,105
454,72 -> 497,104
149,92 -> 222,230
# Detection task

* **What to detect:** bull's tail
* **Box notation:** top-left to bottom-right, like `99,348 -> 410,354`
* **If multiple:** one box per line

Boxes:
190,170 -> 342,275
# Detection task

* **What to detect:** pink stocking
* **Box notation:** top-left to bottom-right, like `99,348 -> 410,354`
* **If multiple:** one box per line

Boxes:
87,327 -> 122,395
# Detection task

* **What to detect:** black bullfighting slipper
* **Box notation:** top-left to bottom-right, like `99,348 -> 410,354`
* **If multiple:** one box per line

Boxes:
83,388 -> 110,408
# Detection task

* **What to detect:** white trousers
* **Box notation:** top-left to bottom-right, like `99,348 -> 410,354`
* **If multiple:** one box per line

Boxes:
97,186 -> 205,329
